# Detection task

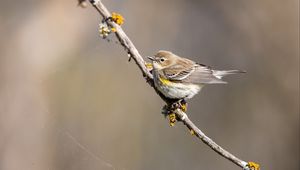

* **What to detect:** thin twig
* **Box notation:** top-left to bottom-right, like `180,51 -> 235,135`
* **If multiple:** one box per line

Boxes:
175,109 -> 249,168
85,0 -> 257,169
91,0 -> 153,80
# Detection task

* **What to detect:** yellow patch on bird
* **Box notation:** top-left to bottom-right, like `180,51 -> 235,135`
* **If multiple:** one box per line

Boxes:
159,77 -> 172,85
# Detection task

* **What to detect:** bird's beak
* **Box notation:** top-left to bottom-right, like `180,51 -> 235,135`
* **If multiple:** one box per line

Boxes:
147,56 -> 155,61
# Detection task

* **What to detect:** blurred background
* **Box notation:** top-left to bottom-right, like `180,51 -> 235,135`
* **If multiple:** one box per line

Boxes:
0,0 -> 299,170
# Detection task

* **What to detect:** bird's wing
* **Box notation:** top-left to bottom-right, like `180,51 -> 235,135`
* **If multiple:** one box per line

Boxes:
183,64 -> 227,84
162,59 -> 196,81
163,62 -> 226,84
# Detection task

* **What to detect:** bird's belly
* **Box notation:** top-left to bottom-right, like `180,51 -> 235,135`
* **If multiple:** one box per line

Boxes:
155,79 -> 202,99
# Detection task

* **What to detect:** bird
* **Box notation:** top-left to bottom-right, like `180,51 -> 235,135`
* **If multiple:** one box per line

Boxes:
148,50 -> 245,101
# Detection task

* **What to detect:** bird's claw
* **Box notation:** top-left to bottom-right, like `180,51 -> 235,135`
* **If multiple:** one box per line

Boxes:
165,100 -> 188,126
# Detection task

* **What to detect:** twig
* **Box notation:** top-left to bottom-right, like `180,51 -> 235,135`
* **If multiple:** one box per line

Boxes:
175,109 -> 249,169
91,0 -> 153,80
84,0 -> 259,169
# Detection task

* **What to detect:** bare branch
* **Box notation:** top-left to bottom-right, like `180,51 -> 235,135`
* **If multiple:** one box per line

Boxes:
91,0 -> 153,80
175,109 -> 249,168
84,0 -> 259,169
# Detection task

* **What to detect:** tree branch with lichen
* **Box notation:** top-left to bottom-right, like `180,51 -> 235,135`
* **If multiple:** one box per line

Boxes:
79,0 -> 260,169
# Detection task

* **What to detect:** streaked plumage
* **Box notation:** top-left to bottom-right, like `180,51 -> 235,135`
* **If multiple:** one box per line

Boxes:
148,50 -> 245,100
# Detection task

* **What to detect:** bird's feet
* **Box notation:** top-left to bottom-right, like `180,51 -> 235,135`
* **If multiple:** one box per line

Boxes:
179,99 -> 188,112
167,99 -> 188,126
169,99 -> 188,112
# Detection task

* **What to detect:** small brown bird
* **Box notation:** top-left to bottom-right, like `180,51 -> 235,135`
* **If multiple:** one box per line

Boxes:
148,50 -> 245,100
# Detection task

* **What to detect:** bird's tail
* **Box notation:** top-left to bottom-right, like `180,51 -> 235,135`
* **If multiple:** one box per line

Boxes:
212,70 -> 246,79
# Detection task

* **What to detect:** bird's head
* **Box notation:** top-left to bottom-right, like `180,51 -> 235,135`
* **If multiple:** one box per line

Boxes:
148,50 -> 176,70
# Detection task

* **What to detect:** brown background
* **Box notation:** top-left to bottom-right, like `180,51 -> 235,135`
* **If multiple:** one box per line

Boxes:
0,0 -> 299,170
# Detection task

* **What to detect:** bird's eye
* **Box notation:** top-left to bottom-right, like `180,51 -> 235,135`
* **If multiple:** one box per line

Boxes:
160,58 -> 165,62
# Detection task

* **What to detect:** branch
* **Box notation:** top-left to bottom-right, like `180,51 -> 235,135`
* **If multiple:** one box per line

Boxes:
175,109 -> 249,168
83,0 -> 260,169
90,0 -> 153,80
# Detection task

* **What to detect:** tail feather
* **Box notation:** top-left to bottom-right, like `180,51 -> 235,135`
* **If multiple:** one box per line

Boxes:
213,70 -> 246,79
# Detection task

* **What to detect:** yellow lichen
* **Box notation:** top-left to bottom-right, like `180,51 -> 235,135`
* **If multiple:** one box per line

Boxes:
145,62 -> 153,70
99,23 -> 111,37
169,113 -> 176,126
169,122 -> 175,127
247,162 -> 260,170
111,27 -> 117,32
180,102 -> 188,112
190,129 -> 195,135
111,12 -> 124,25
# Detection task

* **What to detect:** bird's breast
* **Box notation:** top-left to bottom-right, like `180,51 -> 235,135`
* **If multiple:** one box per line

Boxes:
153,71 -> 202,99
